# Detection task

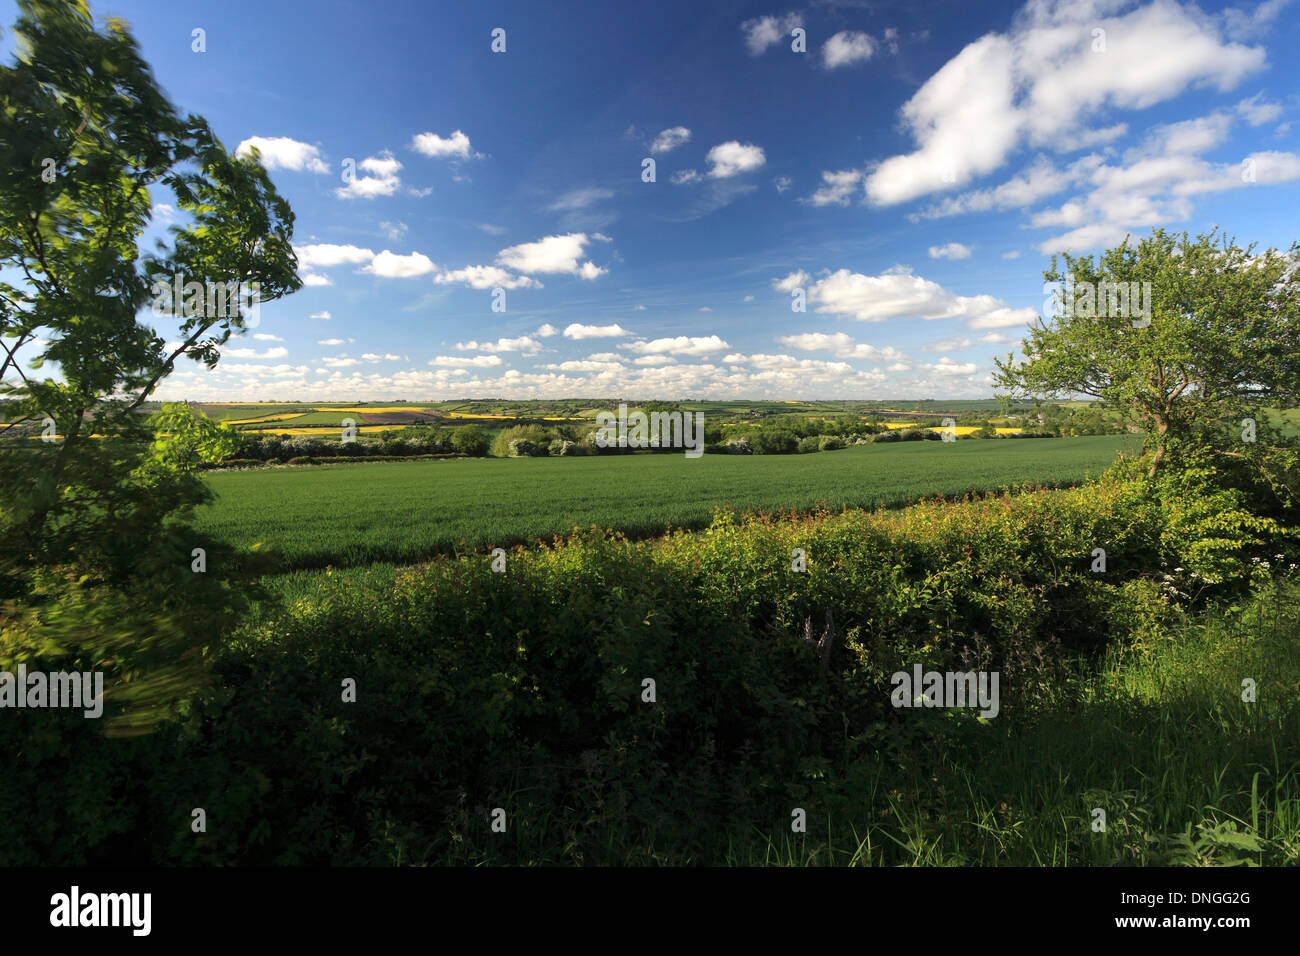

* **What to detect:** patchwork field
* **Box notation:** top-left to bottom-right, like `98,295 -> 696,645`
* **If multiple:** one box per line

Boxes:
184,398 -> 1051,435
195,434 -> 1137,570
881,422 -> 1024,434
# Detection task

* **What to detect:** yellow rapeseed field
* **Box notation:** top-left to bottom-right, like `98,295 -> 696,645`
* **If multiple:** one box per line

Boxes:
226,413 -> 307,424
882,422 -> 1022,435
443,411 -> 584,420
248,425 -> 399,435
313,406 -> 426,414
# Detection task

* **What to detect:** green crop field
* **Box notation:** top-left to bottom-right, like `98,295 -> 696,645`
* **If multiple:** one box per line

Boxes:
198,403 -> 319,421
195,434 -> 1138,570
261,410 -> 362,426
1264,407 -> 1300,435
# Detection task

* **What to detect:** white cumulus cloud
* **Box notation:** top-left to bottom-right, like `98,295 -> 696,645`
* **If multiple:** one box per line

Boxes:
651,126 -> 692,153
563,323 -> 630,339
777,331 -> 908,363
429,355 -> 504,367
434,265 -> 539,290
806,169 -> 863,206
619,335 -> 730,356
741,13 -> 802,55
336,151 -> 403,199
865,1 -> 1266,206
928,242 -> 972,259
294,244 -> 375,269
706,141 -> 766,179
365,250 -> 437,278
411,130 -> 476,159
496,233 -> 607,278
822,31 -> 875,69
454,336 -> 544,354
236,136 -> 329,174
773,265 -> 1037,329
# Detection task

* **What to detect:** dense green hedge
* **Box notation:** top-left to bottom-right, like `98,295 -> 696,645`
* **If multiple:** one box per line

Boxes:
229,434 -> 458,462
1,467 -> 1292,864
204,452 -> 465,469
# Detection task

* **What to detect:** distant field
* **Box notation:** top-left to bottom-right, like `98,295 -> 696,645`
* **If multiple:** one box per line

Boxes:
195,434 -> 1137,570
882,422 -> 1023,434
200,403 -> 323,422
196,398 -> 1045,438
1265,408 -> 1300,435
190,398 -> 1046,424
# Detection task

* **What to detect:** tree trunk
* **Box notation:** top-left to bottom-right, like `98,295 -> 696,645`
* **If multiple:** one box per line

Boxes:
29,405 -> 85,540
50,406 -> 85,486
1148,414 -> 1169,478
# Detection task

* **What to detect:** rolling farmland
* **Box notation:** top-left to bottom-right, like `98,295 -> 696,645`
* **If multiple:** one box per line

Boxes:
184,398 -> 1048,436
195,434 -> 1137,570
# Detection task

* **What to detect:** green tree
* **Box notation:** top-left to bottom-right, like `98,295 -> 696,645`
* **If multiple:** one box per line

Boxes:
0,0 -> 300,733
141,402 -> 242,474
452,423 -> 490,457
995,229 -> 1300,479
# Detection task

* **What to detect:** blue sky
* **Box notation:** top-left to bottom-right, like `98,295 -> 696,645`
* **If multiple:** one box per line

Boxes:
7,0 -> 1300,400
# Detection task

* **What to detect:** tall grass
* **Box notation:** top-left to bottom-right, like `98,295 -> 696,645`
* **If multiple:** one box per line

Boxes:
721,576 -> 1300,866
415,577 -> 1300,866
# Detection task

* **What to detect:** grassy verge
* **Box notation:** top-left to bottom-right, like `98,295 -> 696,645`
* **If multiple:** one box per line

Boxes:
728,577 -> 1300,865
235,568 -> 1300,866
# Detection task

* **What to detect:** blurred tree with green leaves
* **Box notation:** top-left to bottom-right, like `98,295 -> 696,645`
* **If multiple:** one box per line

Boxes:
0,0 -> 300,734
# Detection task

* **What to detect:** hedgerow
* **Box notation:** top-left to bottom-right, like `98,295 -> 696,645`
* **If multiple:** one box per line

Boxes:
1,468 -> 1292,864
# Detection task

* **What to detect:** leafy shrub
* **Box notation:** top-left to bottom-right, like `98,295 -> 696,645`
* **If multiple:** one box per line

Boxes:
284,438 -> 324,457
303,454 -> 462,464
226,435 -> 463,463
751,429 -> 798,454
507,439 -> 545,457
452,424 -> 490,457
1104,453 -> 1296,588
492,425 -> 555,457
